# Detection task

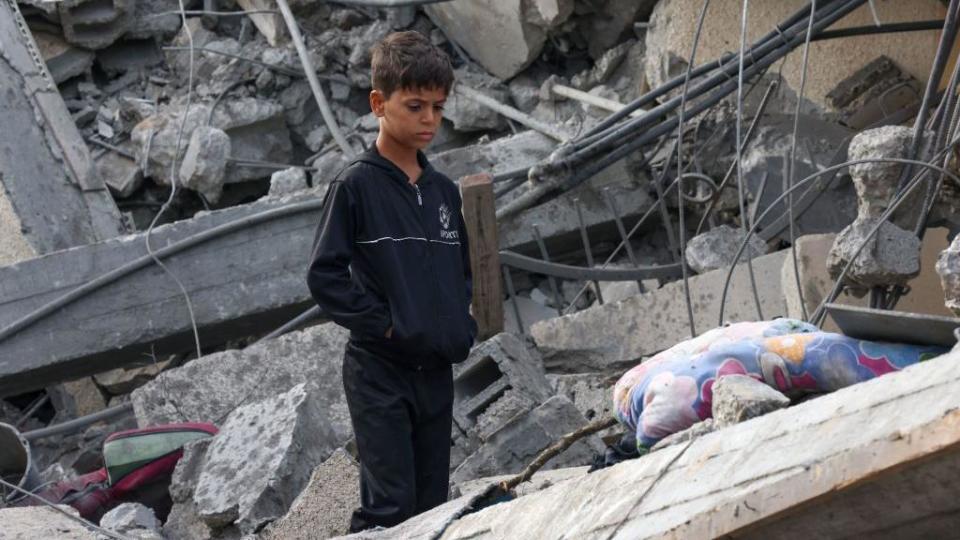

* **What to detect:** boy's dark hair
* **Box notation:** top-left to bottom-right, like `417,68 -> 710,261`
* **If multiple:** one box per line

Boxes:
370,31 -> 454,97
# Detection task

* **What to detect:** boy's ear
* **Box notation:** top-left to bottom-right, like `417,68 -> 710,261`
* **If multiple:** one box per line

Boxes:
370,90 -> 385,117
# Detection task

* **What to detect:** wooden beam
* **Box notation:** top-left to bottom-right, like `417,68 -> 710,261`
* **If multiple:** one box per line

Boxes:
460,174 -> 503,341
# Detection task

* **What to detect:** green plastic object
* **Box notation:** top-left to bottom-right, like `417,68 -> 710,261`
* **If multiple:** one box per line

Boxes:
103,425 -> 215,485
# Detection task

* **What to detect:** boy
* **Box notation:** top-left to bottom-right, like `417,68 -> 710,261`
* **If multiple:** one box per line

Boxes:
306,31 -> 477,532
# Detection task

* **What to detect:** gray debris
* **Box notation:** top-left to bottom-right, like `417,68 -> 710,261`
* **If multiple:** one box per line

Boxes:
571,40 -> 634,90
576,0 -> 651,59
548,373 -> 619,425
94,359 -> 171,396
269,167 -> 309,197
96,150 -> 143,199
99,503 -> 161,535
447,69 -> 509,132
826,217 -> 921,290
194,383 -> 337,534
58,0 -> 132,50
0,505 -> 96,539
711,375 -> 790,428
826,56 -> 922,130
453,465 -> 589,500
259,448 -> 360,540
685,225 -> 768,274
178,126 -> 232,203
164,438 -> 222,540
451,395 -> 604,486
131,323 -> 352,444
33,31 -> 95,84
847,125 -> 927,227
936,235 -> 960,316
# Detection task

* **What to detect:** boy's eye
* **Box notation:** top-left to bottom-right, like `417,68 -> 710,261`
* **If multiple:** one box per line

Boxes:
408,104 -> 422,112
434,105 -> 445,112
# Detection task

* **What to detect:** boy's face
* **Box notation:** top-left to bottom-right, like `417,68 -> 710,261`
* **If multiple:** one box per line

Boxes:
370,86 -> 448,151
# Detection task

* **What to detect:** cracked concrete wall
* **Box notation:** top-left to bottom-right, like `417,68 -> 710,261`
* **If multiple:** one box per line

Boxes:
645,0 -> 949,111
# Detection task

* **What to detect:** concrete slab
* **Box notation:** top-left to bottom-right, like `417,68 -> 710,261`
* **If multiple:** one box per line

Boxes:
438,346 -> 960,539
531,250 -> 789,373
0,505 -> 96,539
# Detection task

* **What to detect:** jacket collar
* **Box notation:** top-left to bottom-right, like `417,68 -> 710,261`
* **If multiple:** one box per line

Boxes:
360,145 -> 435,186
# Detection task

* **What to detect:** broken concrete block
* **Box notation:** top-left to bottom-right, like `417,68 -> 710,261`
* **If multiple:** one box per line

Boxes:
99,503 -> 162,536
936,235 -> 960,317
685,225 -> 768,274
426,0 -> 565,79
847,125 -> 926,226
472,389 -> 537,442
95,39 -> 164,76
572,39 -> 634,90
576,0 -> 651,59
194,383 -> 337,534
431,130 -> 552,181
447,69 -> 509,132
48,377 -> 107,419
94,359 -> 171,396
179,126 -> 232,203
132,323 -> 352,444
530,250 -> 789,373
96,149 -> 143,199
58,0 -> 132,50
33,31 -> 94,84
548,373 -> 619,425
826,217 -> 921,290
1,505 -> 96,539
347,20 -> 392,68
269,167 -> 308,197
132,98 -> 291,186
826,56 -> 922,130
502,296 -> 559,335
711,375 -> 790,428
259,448 -> 360,540
453,333 -> 553,434
164,438 -> 218,540
331,489 -> 487,540
451,395 -> 603,486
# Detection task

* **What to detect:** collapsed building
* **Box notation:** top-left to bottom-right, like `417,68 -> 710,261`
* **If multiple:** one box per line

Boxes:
3,0 -> 960,538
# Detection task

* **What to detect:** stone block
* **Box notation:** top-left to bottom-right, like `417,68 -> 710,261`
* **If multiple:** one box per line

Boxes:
58,0 -> 132,50
548,372 -> 619,425
531,250 -> 789,373
179,126 -> 231,203
451,395 -> 604,486
453,333 -> 552,434
33,31 -> 94,84
685,225 -> 768,274
453,465 -> 589,499
259,448 -> 360,540
426,0 -> 565,79
937,234 -> 960,316
194,383 -> 337,534
847,125 -> 926,226
132,323 -> 351,444
94,358 -> 171,396
99,502 -> 161,536
826,217 -> 921,290
48,377 -> 107,419
163,438 -> 218,540
711,375 -> 790,428
826,56 -> 922,130
268,167 -> 308,197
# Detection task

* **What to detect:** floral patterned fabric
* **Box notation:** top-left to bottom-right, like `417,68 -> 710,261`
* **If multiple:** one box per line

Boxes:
613,319 -> 945,450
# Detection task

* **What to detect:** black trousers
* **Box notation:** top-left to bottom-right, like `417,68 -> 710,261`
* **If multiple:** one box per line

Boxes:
342,343 -> 454,531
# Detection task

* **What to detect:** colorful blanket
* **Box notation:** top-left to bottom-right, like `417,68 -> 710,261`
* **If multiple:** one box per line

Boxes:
613,319 -> 945,451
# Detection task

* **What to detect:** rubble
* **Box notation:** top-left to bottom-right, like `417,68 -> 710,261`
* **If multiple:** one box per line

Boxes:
827,217 -> 921,290
100,503 -> 163,538
847,125 -> 927,227
33,31 -> 95,84
268,167 -> 309,197
531,250 -> 790,373
710,374 -> 790,428
178,126 -> 232,203
451,395 -> 603,486
650,419 -> 715,452
684,225 -> 768,274
164,439 -> 219,540
0,505 -> 96,539
132,323 -> 351,443
193,383 -> 336,534
57,0 -> 133,50
425,0 -> 572,79
259,448 -> 360,540
826,55 -> 922,130
453,465 -> 589,499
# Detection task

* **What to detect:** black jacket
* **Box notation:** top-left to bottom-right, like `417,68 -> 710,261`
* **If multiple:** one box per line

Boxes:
307,147 -> 477,369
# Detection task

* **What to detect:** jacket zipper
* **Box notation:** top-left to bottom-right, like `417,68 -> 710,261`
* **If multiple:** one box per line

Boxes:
413,184 -> 423,206
407,180 -> 442,354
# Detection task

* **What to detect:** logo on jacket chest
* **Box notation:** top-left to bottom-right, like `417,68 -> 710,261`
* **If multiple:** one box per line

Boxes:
439,203 -> 458,240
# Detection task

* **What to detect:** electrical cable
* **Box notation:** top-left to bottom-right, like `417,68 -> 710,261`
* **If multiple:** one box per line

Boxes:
144,0 -> 203,365
674,0 -> 711,338
734,0 -> 764,321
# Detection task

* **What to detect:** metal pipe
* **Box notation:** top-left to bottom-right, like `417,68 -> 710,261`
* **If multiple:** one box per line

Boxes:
550,85 -> 644,118
455,84 -> 570,142
23,403 -> 135,441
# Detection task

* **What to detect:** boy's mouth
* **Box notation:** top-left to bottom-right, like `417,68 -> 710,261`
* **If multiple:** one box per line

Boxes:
416,132 -> 434,140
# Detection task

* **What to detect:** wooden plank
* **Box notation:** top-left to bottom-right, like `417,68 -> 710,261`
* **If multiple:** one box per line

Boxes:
0,193 -> 324,397
460,173 -> 503,341
438,348 -> 960,539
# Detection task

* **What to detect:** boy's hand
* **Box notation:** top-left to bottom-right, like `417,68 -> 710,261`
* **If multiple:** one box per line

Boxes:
385,326 -> 393,339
